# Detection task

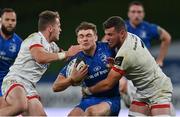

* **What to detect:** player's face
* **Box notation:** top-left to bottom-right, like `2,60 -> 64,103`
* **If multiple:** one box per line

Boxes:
1,12 -> 17,35
77,29 -> 97,51
50,18 -> 61,42
104,27 -> 120,48
128,5 -> 144,26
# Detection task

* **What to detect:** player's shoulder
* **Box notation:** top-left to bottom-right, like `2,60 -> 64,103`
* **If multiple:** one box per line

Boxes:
97,41 -> 111,50
142,21 -> 158,28
13,33 -> 23,43
27,32 -> 40,39
118,33 -> 137,53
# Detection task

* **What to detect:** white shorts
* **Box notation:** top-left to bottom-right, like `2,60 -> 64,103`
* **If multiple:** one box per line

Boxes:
133,77 -> 173,105
1,75 -> 40,100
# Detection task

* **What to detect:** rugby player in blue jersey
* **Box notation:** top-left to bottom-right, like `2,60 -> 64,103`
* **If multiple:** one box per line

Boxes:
126,1 -> 171,66
53,22 -> 120,116
0,8 -> 22,96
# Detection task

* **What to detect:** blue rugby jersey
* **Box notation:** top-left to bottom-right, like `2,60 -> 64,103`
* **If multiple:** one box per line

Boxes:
126,20 -> 160,49
59,42 -> 120,97
0,33 -> 22,83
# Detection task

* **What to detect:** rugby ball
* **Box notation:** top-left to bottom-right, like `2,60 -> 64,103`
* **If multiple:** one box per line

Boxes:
66,57 -> 86,86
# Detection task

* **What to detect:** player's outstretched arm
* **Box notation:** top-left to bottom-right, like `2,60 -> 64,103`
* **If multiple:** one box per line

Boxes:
84,69 -> 122,95
156,27 -> 171,66
53,65 -> 88,92
52,75 -> 73,92
30,45 -> 82,64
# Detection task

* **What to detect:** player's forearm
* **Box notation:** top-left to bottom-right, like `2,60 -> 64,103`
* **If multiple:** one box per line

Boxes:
89,79 -> 113,94
53,78 -> 72,92
35,51 -> 67,64
157,34 -> 171,65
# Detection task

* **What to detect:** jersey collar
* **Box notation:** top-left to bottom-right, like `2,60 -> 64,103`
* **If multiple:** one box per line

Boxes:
38,31 -> 50,45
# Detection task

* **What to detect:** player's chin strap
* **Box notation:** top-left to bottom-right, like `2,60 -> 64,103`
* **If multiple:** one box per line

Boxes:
82,87 -> 92,95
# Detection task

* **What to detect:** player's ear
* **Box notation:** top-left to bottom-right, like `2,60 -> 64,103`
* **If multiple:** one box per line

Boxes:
77,37 -> 81,44
48,25 -> 53,33
119,29 -> 126,38
95,35 -> 98,42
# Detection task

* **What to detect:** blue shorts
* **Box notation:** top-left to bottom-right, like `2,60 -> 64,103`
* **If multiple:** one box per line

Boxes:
76,96 -> 121,116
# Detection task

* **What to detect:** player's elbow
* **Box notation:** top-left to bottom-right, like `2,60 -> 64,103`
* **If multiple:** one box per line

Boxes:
52,84 -> 60,92
166,35 -> 171,44
162,32 -> 171,44
52,83 -> 64,92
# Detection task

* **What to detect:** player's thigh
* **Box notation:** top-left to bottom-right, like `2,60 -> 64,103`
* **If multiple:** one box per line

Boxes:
151,102 -> 175,116
85,102 -> 111,116
68,107 -> 85,116
26,98 -> 46,116
0,96 -> 8,108
6,85 -> 28,109
129,100 -> 150,116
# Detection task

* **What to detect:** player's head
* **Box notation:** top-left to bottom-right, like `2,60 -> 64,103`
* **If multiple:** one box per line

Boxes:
38,10 -> 61,42
75,22 -> 98,51
0,8 -> 17,36
128,1 -> 145,26
103,16 -> 127,48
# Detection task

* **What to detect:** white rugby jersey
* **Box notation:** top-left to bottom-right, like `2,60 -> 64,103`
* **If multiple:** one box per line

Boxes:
112,32 -> 171,97
4,32 -> 59,85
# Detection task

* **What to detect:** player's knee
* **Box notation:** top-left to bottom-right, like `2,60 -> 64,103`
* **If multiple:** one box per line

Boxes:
13,100 -> 28,114
85,106 -> 102,116
68,109 -> 84,116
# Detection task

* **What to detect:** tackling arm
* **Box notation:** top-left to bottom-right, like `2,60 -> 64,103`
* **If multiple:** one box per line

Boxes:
156,26 -> 171,66
30,45 -> 82,64
88,69 -> 123,94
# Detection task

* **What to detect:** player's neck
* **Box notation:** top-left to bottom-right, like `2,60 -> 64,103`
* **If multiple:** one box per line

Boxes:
0,30 -> 12,40
40,31 -> 51,43
129,21 -> 140,28
83,44 -> 97,56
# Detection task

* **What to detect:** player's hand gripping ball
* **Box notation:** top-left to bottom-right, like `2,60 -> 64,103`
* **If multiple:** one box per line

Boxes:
66,57 -> 87,86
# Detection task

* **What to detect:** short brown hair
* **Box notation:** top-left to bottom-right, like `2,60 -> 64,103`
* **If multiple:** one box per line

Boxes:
1,8 -> 16,17
129,1 -> 144,8
38,10 -> 60,31
75,22 -> 97,35
103,16 -> 126,32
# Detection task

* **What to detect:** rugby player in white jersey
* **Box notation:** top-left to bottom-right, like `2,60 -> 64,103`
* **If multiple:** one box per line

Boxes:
81,16 -> 175,116
0,10 -> 82,116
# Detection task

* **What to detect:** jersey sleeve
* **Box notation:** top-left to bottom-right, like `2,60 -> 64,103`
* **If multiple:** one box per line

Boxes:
59,65 -> 67,77
149,23 -> 160,40
28,33 -> 44,50
112,49 -> 130,75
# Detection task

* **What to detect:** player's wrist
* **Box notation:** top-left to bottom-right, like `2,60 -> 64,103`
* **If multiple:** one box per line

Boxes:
57,52 -> 66,60
69,77 -> 76,85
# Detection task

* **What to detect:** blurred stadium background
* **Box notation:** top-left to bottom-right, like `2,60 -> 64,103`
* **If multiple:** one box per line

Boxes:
1,0 -> 180,116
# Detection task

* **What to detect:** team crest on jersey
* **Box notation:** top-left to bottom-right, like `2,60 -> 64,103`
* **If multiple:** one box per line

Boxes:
9,43 -> 17,53
140,31 -> 147,39
99,53 -> 107,62
115,56 -> 124,66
